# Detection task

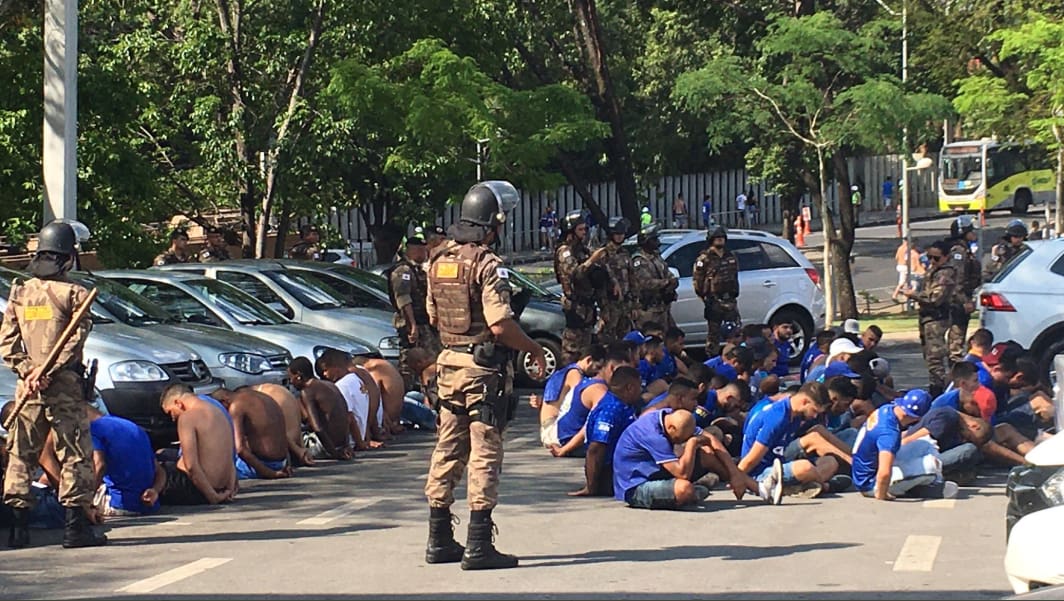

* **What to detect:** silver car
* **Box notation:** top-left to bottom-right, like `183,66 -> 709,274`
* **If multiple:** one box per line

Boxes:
71,273 -> 291,389
154,260 -> 400,360
100,270 -> 376,363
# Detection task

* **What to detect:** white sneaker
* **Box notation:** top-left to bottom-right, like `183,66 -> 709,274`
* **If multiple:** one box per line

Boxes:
759,458 -> 784,505
942,480 -> 959,499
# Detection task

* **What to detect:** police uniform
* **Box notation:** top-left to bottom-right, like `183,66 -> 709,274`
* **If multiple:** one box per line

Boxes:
599,238 -> 634,342
946,238 -> 981,365
693,245 -> 740,357
288,241 -> 322,261
198,244 -> 231,263
153,250 -> 196,266
554,238 -> 596,364
387,254 -> 441,389
631,245 -> 677,332
985,240 -> 1026,279
914,260 -> 957,397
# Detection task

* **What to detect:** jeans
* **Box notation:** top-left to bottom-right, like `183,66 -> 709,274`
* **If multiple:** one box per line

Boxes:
401,392 -> 437,431
940,442 -> 980,474
624,465 -> 711,510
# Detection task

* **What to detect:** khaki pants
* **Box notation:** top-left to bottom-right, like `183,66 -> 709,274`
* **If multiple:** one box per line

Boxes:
4,370 -> 94,510
920,318 -> 950,395
561,327 -> 592,366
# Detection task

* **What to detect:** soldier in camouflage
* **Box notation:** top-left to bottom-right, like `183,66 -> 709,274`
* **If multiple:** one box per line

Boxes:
693,225 -> 740,357
288,224 -> 323,261
946,216 -> 983,365
554,210 -> 608,364
0,221 -> 107,549
903,240 -> 957,397
153,228 -> 197,266
386,234 -> 441,390
984,219 -> 1029,279
198,225 -> 232,262
598,217 -> 635,342
631,221 -> 678,332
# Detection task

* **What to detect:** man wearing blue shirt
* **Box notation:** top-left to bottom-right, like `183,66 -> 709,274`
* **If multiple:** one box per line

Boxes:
769,323 -> 794,378
641,378 -> 700,415
801,331 -> 835,382
88,407 -> 166,516
539,346 -> 605,448
738,382 -> 837,501
612,408 -> 763,510
637,336 -> 668,399
549,349 -> 629,457
570,366 -> 643,497
852,390 -> 941,500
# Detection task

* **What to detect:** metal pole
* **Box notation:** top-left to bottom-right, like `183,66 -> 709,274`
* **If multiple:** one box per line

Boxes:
902,1 -> 912,288
42,0 -> 78,224
475,140 -> 483,181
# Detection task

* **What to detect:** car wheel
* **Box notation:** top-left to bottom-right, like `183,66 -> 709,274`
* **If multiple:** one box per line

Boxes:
1037,337 -> 1064,388
770,308 -> 814,366
517,337 -> 561,387
1012,189 -> 1032,215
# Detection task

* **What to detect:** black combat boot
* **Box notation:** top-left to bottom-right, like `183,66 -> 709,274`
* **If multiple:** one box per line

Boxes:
426,507 -> 464,564
62,507 -> 107,549
7,508 -> 30,549
460,509 -> 518,571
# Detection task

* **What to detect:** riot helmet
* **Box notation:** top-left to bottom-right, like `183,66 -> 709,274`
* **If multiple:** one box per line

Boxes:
608,217 -> 631,237
1005,219 -> 1028,240
460,180 -> 519,228
706,224 -> 728,243
638,221 -> 662,246
950,215 -> 977,239
562,209 -> 588,234
36,221 -> 78,255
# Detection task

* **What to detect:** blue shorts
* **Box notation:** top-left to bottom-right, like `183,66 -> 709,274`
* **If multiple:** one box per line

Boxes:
623,466 -> 710,510
235,455 -> 287,480
753,460 -> 801,486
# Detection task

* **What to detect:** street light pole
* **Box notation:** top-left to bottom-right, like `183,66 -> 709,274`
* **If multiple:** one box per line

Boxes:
900,1 -> 913,287
42,0 -> 79,224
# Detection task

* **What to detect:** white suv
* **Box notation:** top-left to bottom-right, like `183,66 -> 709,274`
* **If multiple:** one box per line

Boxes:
979,239 -> 1064,379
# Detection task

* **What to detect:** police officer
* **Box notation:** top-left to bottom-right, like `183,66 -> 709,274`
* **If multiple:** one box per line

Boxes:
598,217 -> 635,342
985,219 -> 1029,279
288,224 -> 323,260
153,228 -> 197,266
693,225 -> 740,357
198,225 -> 232,262
554,210 -> 607,364
902,240 -> 957,397
0,222 -> 106,549
631,221 -> 678,332
386,233 -> 440,389
424,181 -> 546,570
946,216 -> 982,365
425,224 -> 448,264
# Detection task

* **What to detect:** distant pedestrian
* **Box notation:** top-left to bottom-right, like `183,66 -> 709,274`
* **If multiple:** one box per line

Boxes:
701,195 -> 713,229
1029,220 -> 1043,241
745,189 -> 758,226
539,205 -> 558,251
882,176 -> 894,209
892,240 -> 925,303
850,185 -> 862,226
672,194 -> 688,229
736,192 -> 747,227
153,228 -> 196,266
640,206 -> 653,228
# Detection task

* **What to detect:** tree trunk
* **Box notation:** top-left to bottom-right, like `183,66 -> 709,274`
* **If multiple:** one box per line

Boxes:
815,147 -> 835,326
1054,123 -> 1063,238
239,190 -> 256,258
367,197 -> 403,265
558,157 -> 608,227
273,196 -> 292,259
832,152 -> 858,319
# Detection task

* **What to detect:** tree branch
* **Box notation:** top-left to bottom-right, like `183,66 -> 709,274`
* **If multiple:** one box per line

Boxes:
750,85 -> 818,146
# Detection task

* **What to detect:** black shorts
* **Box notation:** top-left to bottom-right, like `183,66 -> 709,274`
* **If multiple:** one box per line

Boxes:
160,461 -> 209,506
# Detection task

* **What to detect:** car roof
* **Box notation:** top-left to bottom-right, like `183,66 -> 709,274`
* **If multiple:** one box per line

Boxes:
155,259 -> 288,272
99,269 -> 205,283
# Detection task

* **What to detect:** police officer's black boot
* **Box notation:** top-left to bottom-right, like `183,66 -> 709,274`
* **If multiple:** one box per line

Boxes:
426,507 -> 464,564
7,508 -> 30,549
62,506 -> 107,549
461,509 -> 518,570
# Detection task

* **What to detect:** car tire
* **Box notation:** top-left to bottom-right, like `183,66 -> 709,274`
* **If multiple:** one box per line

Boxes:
516,337 -> 562,387
770,308 -> 814,366
1037,337 -> 1064,387
1012,189 -> 1032,215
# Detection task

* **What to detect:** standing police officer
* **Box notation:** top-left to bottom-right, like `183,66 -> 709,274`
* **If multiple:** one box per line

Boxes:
631,222 -> 678,332
424,181 -> 546,570
985,219 -> 1029,279
387,234 -> 440,390
554,210 -> 607,364
198,225 -> 232,262
946,216 -> 982,365
693,225 -> 740,357
288,224 -> 323,260
599,217 -> 635,342
903,240 -> 957,397
0,222 -> 106,549
153,228 -> 197,266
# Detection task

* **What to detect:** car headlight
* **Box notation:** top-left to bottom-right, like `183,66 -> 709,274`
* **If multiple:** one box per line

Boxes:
108,361 -> 168,382
1040,469 -> 1064,506
218,353 -> 272,375
378,336 -> 401,351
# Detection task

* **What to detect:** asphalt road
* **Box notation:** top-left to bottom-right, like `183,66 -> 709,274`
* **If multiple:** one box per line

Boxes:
0,339 -> 1014,600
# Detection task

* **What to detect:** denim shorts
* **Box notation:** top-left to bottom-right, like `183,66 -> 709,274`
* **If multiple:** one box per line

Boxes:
623,466 -> 710,510
753,460 -> 801,486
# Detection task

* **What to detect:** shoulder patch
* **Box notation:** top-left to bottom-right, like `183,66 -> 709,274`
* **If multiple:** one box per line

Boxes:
953,253 -> 963,261
401,273 -> 411,281
497,267 -> 510,279
633,259 -> 642,267
562,250 -> 571,259
696,260 -> 704,267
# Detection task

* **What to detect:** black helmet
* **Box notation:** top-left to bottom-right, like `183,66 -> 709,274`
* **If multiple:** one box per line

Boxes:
562,209 -> 587,234
1005,219 -> 1028,239
36,221 -> 77,255
460,180 -> 519,227
638,221 -> 661,245
950,215 -> 976,238
707,224 -> 728,242
608,217 -> 631,236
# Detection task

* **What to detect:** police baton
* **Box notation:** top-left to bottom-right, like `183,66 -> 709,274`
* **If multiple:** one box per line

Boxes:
3,287 -> 98,431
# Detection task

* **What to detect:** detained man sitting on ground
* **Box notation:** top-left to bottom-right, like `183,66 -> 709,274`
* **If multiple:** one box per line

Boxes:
535,345 -> 605,447
317,349 -> 383,452
806,337 -> 862,384
902,406 -> 990,486
159,385 -> 238,505
637,336 -> 670,400
252,382 -> 315,466
612,408 -> 764,510
987,357 -> 1055,466
87,405 -> 166,516
402,347 -> 441,431
931,361 -> 995,422
782,376 -> 861,473
351,355 -> 408,436
569,366 -> 644,497
547,347 -> 629,457
287,357 -> 352,461
738,381 -> 845,501
661,327 -> 690,381
641,378 -> 700,415
212,387 -> 292,480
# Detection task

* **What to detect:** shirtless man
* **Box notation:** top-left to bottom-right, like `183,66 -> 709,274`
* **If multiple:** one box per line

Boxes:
213,387 -> 292,480
351,356 -> 407,435
252,382 -> 314,466
158,385 -> 237,505
316,350 -> 384,451
287,357 -> 352,461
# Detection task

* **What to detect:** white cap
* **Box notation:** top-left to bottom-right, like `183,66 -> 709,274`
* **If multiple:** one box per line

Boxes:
842,318 -> 861,334
828,337 -> 862,363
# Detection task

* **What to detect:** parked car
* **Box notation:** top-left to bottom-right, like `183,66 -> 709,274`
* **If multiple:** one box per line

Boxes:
274,260 -> 393,312
0,266 -> 216,446
546,229 -> 826,363
366,262 -> 567,386
154,260 -> 400,361
100,269 -> 376,363
0,368 -> 111,438
69,273 -> 291,389
979,239 -> 1064,382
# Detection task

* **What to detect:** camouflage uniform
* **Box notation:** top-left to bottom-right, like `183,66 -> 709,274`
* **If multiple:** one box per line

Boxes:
598,240 -> 634,342
631,247 -> 678,332
197,244 -> 231,263
425,239 -> 515,511
288,241 -> 322,261
914,261 -> 957,396
693,248 -> 740,357
387,257 -> 441,389
554,239 -> 597,364
153,250 -> 197,267
984,241 -> 1027,279
947,239 -> 982,365
0,277 -> 95,510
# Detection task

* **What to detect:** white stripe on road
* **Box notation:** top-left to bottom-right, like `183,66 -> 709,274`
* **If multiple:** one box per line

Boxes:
297,498 -> 375,526
923,499 -> 956,509
893,535 -> 941,572
116,557 -> 232,593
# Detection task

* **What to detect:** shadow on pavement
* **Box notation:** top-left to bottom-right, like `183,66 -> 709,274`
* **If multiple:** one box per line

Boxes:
106,523 -> 397,546
522,541 -> 857,568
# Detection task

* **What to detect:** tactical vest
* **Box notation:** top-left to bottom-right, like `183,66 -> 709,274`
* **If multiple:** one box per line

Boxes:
554,242 -> 594,303
385,260 -> 430,325
428,242 -> 493,347
696,250 -> 739,299
950,241 -> 982,295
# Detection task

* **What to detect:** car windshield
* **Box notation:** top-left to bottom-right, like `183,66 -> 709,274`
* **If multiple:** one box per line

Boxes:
187,278 -> 289,325
323,264 -> 389,294
509,269 -> 556,299
262,270 -> 347,309
73,275 -> 178,326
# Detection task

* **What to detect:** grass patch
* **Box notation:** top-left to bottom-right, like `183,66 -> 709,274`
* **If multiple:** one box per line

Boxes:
865,314 -> 921,335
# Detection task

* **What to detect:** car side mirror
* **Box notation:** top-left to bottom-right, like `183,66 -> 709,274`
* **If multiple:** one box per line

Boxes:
668,267 -> 681,279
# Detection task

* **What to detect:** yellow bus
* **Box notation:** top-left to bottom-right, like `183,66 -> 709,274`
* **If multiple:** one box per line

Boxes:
937,139 -> 1054,214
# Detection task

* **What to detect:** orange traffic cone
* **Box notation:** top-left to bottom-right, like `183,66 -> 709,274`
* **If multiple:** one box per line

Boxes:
794,216 -> 806,247
803,215 -> 811,236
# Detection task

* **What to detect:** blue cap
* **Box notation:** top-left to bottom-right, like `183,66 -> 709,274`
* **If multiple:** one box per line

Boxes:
624,330 -> 649,344
823,361 -> 860,379
894,389 -> 932,419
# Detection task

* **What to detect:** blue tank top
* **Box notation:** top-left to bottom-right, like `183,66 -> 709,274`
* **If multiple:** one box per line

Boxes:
555,377 -> 606,444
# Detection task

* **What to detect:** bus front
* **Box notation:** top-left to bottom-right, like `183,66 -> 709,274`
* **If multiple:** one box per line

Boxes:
938,142 -> 987,212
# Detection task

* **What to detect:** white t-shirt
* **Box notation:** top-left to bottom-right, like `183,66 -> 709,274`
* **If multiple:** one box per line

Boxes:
335,373 -> 382,441
736,194 -> 747,210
